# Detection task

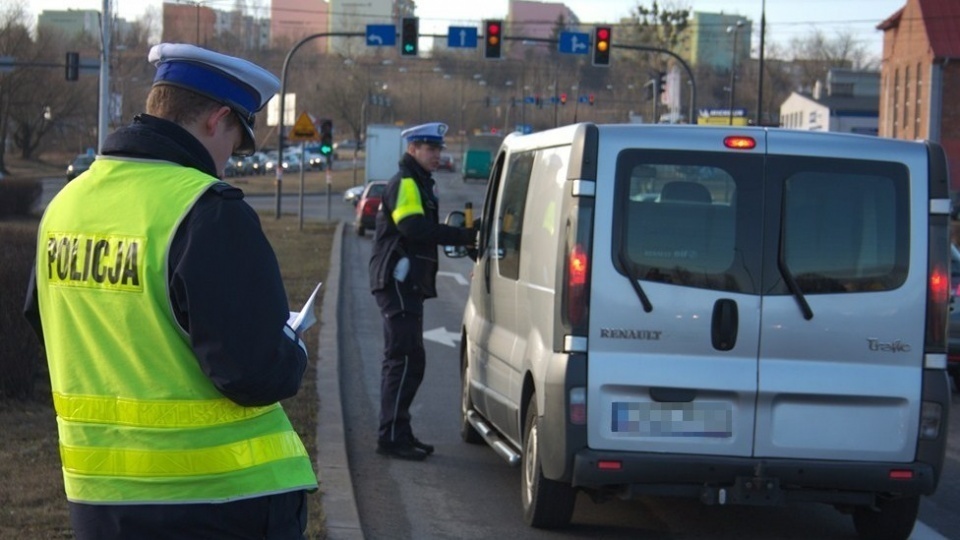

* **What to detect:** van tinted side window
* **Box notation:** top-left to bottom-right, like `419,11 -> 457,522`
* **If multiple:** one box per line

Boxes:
614,150 -> 764,294
773,158 -> 909,294
497,152 -> 535,280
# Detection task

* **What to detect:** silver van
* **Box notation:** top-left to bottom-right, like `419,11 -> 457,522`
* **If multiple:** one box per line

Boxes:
445,124 -> 952,539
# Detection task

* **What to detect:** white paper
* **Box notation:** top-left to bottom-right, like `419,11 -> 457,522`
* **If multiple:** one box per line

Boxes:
287,282 -> 322,333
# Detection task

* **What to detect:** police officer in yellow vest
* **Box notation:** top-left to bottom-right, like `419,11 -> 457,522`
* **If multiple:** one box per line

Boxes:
369,123 -> 475,460
23,43 -> 317,539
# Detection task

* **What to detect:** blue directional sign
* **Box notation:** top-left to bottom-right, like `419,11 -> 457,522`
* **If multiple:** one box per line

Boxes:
578,95 -> 589,103
558,31 -> 590,55
447,26 -> 478,48
366,24 -> 396,47
523,96 -> 536,104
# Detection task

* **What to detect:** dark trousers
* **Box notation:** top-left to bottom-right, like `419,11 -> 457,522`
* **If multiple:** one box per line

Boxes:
375,290 -> 426,446
69,490 -> 307,540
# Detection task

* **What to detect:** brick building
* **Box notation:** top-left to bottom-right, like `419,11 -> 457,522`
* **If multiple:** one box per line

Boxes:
877,0 -> 960,189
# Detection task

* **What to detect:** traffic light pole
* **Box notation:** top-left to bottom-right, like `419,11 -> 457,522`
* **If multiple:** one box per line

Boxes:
276,31 -> 361,219
502,37 -> 697,124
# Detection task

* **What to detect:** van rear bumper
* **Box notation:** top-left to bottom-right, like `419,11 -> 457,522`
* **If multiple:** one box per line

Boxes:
571,451 -> 937,504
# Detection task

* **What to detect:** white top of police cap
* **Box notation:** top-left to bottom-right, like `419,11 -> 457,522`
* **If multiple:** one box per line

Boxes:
402,122 -> 448,145
148,43 -> 280,116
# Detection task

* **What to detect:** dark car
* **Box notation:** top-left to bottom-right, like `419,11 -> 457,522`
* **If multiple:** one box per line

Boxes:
438,152 -> 455,172
66,154 -> 95,181
354,181 -> 387,237
948,244 -> 960,391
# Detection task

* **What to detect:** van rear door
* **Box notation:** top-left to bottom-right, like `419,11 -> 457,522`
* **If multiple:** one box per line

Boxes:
753,131 -> 921,462
589,127 -> 766,457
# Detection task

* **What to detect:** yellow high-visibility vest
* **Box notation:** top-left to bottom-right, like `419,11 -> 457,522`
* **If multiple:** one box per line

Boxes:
36,157 -> 317,503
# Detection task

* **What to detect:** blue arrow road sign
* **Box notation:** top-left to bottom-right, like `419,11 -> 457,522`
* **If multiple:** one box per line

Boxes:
447,26 -> 478,48
558,31 -> 590,54
366,25 -> 396,46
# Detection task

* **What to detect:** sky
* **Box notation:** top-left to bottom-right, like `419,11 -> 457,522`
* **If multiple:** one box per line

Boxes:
26,0 -> 908,59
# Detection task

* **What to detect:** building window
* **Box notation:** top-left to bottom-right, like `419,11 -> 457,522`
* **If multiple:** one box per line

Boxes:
916,62 -> 923,136
903,65 -> 911,136
892,68 -> 900,138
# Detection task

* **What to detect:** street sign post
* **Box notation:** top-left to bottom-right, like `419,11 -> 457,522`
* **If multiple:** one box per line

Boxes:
289,111 -> 319,142
558,32 -> 589,55
447,26 -> 478,49
366,25 -> 396,47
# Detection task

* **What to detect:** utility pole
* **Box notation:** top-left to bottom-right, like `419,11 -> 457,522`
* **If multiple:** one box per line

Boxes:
756,0 -> 766,125
98,0 -> 111,153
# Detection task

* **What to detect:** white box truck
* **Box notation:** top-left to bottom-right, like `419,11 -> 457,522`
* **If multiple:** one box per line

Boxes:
364,124 -> 405,183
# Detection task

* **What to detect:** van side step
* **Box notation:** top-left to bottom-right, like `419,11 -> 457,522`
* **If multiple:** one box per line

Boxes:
466,410 -> 521,466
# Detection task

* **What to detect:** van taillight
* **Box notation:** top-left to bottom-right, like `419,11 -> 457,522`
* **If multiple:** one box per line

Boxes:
567,244 -> 589,326
925,214 -> 949,351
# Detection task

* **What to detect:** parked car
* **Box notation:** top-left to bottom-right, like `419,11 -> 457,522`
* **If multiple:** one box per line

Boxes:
948,243 -> 960,391
444,123 -> 952,538
343,184 -> 365,205
66,154 -> 95,181
438,152 -> 455,172
354,181 -> 387,236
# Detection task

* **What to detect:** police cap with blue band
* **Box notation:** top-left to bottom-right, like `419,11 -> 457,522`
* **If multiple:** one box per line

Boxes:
148,43 -> 280,156
402,122 -> 448,147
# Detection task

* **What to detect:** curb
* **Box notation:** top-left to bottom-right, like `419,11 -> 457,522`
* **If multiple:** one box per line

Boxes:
315,221 -> 364,539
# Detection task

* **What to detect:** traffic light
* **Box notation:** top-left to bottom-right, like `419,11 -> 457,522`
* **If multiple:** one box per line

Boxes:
559,93 -> 567,106
588,94 -> 595,106
400,17 -> 418,56
593,26 -> 611,67
65,51 -> 79,81
484,20 -> 502,60
658,71 -> 667,95
319,120 -> 333,156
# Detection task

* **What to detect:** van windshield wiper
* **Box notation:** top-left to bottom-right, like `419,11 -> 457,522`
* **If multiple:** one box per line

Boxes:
618,250 -> 653,312
777,236 -> 814,321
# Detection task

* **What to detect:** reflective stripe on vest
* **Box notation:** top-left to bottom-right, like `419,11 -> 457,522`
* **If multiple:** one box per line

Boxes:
391,177 -> 424,224
61,431 -> 306,477
53,392 -> 278,428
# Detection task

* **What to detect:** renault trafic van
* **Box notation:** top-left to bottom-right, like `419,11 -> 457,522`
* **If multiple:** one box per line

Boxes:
445,123 -> 952,539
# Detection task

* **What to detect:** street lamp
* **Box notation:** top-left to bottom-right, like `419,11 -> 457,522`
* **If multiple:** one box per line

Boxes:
727,20 -> 744,126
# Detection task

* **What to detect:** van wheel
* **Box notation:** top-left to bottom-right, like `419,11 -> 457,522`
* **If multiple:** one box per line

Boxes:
522,395 -> 576,529
460,346 -> 483,444
356,224 -> 365,237
852,495 -> 919,540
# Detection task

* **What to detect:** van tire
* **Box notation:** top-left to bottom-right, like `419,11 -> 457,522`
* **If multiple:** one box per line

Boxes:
851,495 -> 920,540
460,346 -> 483,444
522,395 -> 576,529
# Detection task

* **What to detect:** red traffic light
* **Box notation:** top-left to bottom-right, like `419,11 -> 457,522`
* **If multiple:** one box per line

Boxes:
484,20 -> 503,59
597,28 -> 609,41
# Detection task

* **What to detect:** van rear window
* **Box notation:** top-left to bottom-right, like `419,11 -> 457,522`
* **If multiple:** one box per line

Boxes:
614,150 -> 909,296
614,151 -> 763,294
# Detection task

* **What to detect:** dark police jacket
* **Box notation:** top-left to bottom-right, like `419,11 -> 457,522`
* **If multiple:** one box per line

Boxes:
369,153 -> 473,302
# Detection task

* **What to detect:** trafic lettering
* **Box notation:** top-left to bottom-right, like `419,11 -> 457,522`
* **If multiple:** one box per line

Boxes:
866,338 -> 911,353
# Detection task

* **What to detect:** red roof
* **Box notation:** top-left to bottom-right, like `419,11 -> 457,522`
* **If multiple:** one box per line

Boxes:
877,0 -> 960,59
919,0 -> 960,58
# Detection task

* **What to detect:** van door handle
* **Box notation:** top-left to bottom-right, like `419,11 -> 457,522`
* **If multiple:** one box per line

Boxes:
711,298 -> 738,351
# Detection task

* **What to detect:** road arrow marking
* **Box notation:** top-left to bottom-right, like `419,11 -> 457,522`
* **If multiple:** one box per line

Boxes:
423,327 -> 460,348
437,271 -> 468,286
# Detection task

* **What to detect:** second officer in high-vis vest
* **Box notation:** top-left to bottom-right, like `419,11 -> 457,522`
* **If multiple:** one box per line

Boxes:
369,123 -> 475,460
23,44 -> 317,539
